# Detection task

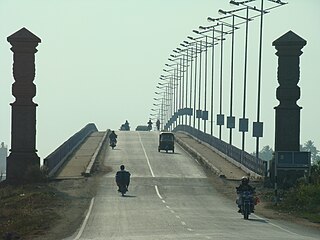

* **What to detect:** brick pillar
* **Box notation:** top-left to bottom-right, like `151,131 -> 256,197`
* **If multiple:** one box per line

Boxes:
273,31 -> 306,152
6,28 -> 41,183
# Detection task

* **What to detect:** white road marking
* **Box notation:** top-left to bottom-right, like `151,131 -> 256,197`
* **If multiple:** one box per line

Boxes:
138,132 -> 193,235
73,197 -> 95,240
155,185 -> 163,199
253,214 -> 301,236
138,132 -> 155,177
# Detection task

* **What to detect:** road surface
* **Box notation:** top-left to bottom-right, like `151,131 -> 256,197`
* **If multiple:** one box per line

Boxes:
66,131 -> 320,240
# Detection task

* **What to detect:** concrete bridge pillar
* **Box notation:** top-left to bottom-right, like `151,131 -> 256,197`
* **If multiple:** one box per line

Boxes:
273,31 -> 306,152
6,28 -> 41,183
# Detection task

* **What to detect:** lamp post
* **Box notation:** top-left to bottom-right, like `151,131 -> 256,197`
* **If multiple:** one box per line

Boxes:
218,6 -> 252,148
198,24 -> 225,137
205,19 -> 231,140
230,0 -> 287,158
172,49 -> 193,126
160,74 -> 174,126
193,32 -> 209,133
181,42 -> 197,127
164,64 -> 179,128
169,53 -> 188,126
210,12 -> 242,145
156,83 -> 172,129
187,36 -> 208,131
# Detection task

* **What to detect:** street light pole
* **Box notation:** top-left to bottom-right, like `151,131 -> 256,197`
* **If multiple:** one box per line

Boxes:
218,23 -> 224,140
197,40 -> 202,131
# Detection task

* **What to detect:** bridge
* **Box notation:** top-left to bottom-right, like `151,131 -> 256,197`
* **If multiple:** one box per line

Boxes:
38,125 -> 318,239
2,1 -> 316,239
43,123 -> 264,181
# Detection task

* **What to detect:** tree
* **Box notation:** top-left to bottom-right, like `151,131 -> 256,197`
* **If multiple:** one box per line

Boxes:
252,145 -> 274,161
300,140 -> 320,164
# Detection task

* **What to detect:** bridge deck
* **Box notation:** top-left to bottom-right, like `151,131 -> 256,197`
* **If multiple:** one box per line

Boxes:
55,131 -> 246,180
55,131 -> 106,179
174,132 -> 247,180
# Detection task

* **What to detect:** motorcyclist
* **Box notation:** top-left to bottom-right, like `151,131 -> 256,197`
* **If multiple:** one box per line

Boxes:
109,130 -> 117,143
124,120 -> 130,130
147,119 -> 153,131
236,176 -> 255,213
156,119 -> 160,131
115,165 -> 131,192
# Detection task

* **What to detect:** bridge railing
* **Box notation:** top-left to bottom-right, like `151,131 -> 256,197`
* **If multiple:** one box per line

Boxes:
43,123 -> 98,177
173,125 -> 266,176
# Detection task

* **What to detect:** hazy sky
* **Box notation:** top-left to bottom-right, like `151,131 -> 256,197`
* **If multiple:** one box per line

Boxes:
0,0 -> 319,160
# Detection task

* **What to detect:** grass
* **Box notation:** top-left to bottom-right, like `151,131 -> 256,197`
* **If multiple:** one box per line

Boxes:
260,183 -> 320,223
0,183 -> 64,239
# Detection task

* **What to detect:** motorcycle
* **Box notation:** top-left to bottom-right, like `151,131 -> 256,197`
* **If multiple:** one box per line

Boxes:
237,190 -> 255,220
118,184 -> 128,196
110,138 -> 117,149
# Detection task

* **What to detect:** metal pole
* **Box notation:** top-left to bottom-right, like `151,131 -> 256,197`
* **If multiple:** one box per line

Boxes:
210,28 -> 215,136
193,42 -> 198,129
256,0 -> 264,159
219,24 -> 224,140
179,58 -> 182,125
204,36 -> 208,134
185,49 -> 189,125
229,15 -> 235,145
198,40 -> 202,131
189,47 -> 193,126
242,6 -> 249,151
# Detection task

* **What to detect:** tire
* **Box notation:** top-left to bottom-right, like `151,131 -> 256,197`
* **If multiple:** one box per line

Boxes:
243,203 -> 250,220
120,185 -> 127,196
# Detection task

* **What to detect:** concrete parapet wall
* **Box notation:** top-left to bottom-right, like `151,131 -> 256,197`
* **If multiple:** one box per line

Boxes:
44,123 -> 98,178
84,130 -> 110,176
174,125 -> 266,177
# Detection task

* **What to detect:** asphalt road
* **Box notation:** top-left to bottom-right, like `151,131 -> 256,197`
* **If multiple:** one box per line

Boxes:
68,131 -> 320,240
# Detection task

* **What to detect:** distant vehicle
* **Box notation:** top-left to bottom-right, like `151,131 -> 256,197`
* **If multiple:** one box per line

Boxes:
120,120 -> 130,131
135,125 -> 150,131
158,132 -> 174,153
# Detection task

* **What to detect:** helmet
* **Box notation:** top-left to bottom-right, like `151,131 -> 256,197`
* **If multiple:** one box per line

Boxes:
120,165 -> 125,170
241,176 -> 249,184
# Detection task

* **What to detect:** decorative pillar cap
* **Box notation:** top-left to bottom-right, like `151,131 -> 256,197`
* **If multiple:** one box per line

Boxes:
7,27 -> 41,43
272,30 -> 306,47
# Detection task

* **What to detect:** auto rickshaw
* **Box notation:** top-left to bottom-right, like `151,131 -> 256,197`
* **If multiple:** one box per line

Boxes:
158,132 -> 174,153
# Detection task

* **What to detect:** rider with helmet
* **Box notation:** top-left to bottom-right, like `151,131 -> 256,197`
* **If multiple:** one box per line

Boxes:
236,176 -> 255,213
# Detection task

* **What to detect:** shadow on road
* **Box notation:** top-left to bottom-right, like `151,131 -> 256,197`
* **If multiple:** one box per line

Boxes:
121,195 -> 136,198
247,217 -> 268,223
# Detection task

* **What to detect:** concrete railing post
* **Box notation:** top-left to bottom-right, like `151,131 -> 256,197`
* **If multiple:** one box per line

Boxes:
6,28 -> 41,183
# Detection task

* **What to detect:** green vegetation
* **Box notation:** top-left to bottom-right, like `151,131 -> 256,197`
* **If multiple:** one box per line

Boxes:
0,183 -> 64,239
257,140 -> 320,223
267,160 -> 320,223
273,183 -> 320,223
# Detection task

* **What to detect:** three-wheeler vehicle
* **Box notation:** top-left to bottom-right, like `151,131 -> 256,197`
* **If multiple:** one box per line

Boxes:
158,132 -> 174,153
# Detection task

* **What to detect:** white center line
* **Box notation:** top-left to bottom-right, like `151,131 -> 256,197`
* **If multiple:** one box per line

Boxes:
138,132 -> 155,177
